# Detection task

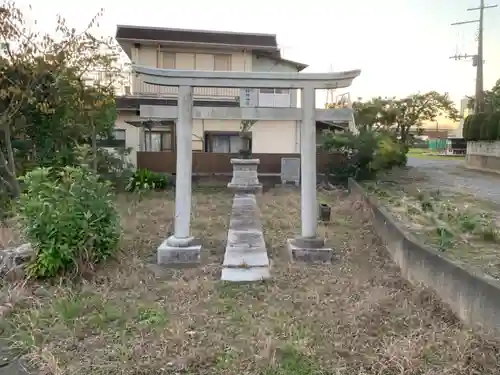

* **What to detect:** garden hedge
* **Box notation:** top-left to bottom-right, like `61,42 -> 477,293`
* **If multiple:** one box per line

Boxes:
463,112 -> 500,141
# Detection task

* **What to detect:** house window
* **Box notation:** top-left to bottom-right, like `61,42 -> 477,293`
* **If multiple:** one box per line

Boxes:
161,52 -> 176,69
205,132 -> 249,153
145,131 -> 173,151
214,54 -> 231,71
259,88 -> 290,94
97,129 -> 126,148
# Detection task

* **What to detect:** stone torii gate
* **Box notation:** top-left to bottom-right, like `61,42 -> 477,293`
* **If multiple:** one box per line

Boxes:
133,66 -> 361,264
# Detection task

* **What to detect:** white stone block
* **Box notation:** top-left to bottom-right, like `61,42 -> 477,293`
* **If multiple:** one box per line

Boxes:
221,267 -> 271,282
157,239 -> 201,265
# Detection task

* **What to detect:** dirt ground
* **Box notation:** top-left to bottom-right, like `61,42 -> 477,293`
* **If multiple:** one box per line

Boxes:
0,187 -> 499,375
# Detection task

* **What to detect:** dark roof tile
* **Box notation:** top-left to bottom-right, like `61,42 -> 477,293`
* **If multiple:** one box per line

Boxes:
116,26 -> 277,48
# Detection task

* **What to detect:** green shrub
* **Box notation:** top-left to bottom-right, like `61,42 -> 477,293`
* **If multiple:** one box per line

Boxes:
477,112 -> 500,140
488,112 -> 500,140
322,130 -> 406,183
74,144 -> 134,190
373,135 -> 407,170
472,113 -> 486,141
462,115 -> 473,140
125,169 -> 171,192
18,166 -> 120,278
464,112 -> 500,141
479,114 -> 490,140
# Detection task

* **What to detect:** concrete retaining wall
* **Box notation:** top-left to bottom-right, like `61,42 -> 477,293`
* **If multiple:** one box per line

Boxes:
466,141 -> 500,174
349,178 -> 500,333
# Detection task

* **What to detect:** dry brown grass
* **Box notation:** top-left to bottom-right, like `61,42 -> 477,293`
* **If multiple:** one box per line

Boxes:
0,219 -> 22,249
364,173 -> 500,279
0,187 -> 499,375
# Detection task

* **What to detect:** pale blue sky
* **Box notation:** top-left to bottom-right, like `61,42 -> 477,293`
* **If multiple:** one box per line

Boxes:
17,0 -> 500,104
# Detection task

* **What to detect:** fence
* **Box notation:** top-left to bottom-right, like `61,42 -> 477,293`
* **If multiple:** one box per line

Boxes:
137,152 -> 344,175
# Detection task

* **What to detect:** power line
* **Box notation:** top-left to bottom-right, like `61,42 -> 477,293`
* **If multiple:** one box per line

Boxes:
450,0 -> 497,113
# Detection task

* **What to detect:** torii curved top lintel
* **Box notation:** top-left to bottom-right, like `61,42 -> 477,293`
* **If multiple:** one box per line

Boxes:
133,65 -> 361,90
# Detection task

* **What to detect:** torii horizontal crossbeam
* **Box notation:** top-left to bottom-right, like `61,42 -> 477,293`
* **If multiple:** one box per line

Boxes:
133,66 -> 361,89
139,104 -> 354,122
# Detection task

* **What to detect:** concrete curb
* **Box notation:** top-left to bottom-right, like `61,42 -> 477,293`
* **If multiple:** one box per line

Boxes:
348,178 -> 500,333
462,164 -> 500,177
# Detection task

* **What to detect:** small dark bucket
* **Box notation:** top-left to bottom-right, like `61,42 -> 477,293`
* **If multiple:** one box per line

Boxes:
319,203 -> 331,222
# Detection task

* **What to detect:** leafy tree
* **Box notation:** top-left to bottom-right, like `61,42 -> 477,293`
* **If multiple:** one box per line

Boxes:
465,79 -> 500,113
350,92 -> 459,145
484,79 -> 500,113
351,97 -> 395,131
239,120 -> 256,159
0,1 -> 122,197
388,91 -> 459,144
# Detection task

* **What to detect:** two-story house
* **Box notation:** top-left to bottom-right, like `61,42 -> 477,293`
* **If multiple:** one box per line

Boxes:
111,25 -> 346,168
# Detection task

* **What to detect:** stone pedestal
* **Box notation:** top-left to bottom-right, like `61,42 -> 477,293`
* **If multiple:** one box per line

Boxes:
287,237 -> 335,263
227,159 -> 262,193
157,237 -> 202,266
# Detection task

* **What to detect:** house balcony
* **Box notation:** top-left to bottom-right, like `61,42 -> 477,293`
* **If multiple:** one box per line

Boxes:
132,74 -> 240,100
85,70 -> 301,108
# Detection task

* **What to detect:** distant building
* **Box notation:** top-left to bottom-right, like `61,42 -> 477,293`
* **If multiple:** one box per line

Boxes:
449,97 -> 472,138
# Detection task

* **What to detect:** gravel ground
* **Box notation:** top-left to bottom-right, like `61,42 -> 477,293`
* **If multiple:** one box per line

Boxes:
406,157 -> 500,204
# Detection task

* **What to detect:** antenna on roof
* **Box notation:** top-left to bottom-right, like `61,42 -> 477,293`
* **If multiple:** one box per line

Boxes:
279,44 -> 291,57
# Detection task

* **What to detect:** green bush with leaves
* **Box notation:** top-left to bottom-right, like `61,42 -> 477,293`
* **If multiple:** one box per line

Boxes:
74,144 -> 134,190
463,112 -> 500,141
373,135 -> 408,170
18,166 -> 120,278
322,130 -> 406,183
126,169 -> 171,192
462,115 -> 472,140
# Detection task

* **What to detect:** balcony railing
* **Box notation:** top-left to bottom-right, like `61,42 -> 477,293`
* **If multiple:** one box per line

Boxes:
83,70 -> 300,107
132,74 -> 240,99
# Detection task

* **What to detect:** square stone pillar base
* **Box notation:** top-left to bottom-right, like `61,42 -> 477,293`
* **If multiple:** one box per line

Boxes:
157,237 -> 202,266
287,237 -> 335,263
227,159 -> 262,194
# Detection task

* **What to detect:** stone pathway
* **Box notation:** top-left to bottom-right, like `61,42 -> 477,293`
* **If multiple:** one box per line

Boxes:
221,193 -> 271,281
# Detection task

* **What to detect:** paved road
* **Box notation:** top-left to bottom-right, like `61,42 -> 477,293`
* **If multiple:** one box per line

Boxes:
406,157 -> 500,204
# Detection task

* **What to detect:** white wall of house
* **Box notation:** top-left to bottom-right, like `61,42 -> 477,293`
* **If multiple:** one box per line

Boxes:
192,119 -> 299,153
113,112 -> 299,167
134,45 -> 252,71
251,55 -> 299,108
252,121 -> 299,153
132,45 -> 251,98
114,113 -> 142,167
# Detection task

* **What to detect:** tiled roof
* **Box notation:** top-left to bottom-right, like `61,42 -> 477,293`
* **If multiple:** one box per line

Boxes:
116,25 -> 278,48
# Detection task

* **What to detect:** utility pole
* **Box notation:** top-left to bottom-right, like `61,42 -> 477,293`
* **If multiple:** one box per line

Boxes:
450,0 -> 497,113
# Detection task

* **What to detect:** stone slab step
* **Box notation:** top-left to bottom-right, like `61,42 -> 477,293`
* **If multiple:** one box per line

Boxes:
221,266 -> 271,282
221,193 -> 271,282
223,248 -> 269,267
